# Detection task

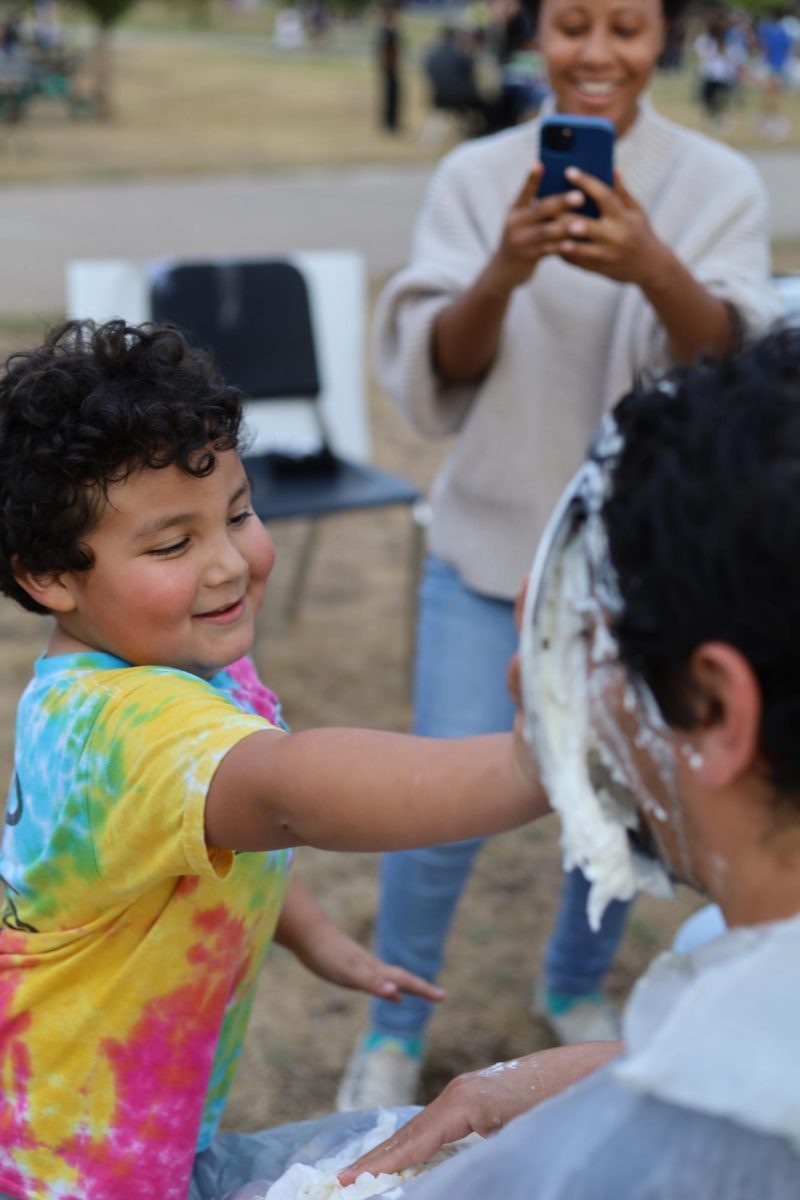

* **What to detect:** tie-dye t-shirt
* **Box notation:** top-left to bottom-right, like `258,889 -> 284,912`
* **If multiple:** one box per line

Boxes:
0,652 -> 292,1200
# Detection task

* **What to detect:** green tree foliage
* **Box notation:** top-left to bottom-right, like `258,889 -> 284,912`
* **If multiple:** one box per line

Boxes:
73,0 -> 140,26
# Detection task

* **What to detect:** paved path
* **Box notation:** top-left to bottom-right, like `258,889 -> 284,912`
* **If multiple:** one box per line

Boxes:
1,151 -> 798,317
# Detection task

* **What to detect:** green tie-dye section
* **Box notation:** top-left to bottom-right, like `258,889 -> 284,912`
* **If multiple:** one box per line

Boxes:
0,652 -> 293,1195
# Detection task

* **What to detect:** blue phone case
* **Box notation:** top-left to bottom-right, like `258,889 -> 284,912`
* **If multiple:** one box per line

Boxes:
538,115 -> 615,219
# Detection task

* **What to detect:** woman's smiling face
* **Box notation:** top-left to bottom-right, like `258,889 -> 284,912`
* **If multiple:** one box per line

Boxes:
537,0 -> 666,137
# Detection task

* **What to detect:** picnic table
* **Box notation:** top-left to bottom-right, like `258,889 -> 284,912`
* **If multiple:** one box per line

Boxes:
0,49 -> 96,123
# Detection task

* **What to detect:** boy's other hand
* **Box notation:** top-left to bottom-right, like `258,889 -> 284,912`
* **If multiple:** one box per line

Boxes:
297,920 -> 446,1003
275,876 -> 445,1001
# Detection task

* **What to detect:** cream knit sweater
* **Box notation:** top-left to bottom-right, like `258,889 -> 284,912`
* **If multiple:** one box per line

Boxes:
374,102 -> 779,600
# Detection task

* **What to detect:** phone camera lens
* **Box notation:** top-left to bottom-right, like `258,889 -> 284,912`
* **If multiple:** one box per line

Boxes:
542,122 -> 574,152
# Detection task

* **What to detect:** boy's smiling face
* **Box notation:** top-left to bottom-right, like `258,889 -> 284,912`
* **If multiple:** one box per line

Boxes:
33,449 -> 275,678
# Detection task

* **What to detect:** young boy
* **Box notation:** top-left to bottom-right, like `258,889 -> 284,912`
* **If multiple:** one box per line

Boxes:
0,320 -> 544,1200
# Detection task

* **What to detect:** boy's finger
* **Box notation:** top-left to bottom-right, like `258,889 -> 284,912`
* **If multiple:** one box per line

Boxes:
383,967 -> 446,1001
361,959 -> 446,1001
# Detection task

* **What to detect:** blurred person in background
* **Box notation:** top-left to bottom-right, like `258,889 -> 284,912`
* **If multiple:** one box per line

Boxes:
693,7 -> 739,128
376,0 -> 402,132
486,0 -> 542,127
756,6 -> 793,139
423,24 -> 499,137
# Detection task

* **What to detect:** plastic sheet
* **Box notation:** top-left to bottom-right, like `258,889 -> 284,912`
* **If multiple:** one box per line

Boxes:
190,1107 -> 420,1200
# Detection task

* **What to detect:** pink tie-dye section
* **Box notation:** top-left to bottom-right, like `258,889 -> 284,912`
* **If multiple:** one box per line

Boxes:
0,958 -> 48,1197
224,658 -> 283,725
62,904 -> 250,1199
0,908 -> 251,1200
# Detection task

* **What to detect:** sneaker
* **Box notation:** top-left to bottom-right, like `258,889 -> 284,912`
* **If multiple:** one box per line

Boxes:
336,1033 -> 423,1112
534,982 -> 621,1045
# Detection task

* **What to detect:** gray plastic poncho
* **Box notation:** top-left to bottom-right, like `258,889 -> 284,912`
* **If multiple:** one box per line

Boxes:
192,915 -> 800,1200
394,915 -> 800,1200
190,1108 -> 424,1200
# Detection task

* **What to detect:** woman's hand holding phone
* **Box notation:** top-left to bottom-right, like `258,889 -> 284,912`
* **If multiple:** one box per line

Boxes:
486,164 -> 587,292
556,166 -> 672,288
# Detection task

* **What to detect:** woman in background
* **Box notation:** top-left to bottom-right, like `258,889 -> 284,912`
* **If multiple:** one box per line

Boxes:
337,0 -> 778,1111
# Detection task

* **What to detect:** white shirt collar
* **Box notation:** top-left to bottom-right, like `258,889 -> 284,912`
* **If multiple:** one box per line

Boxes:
615,912 -> 800,1148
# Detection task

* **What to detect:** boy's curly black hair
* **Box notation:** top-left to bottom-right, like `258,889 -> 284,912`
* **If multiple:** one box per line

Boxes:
0,319 -> 244,615
606,326 -> 800,795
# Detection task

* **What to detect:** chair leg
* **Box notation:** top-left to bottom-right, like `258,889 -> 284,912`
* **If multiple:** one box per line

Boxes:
281,519 -> 322,629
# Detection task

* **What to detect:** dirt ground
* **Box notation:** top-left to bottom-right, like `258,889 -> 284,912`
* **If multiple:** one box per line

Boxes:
0,305 -> 707,1134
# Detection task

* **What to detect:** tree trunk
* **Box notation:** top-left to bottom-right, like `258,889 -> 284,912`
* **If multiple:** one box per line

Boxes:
92,22 -> 113,119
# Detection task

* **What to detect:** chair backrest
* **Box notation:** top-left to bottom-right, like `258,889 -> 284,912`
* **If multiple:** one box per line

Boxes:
149,259 -> 321,401
65,250 -> 368,462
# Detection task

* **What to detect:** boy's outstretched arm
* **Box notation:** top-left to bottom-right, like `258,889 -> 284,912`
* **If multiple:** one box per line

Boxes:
205,723 -> 546,854
275,875 -> 446,1003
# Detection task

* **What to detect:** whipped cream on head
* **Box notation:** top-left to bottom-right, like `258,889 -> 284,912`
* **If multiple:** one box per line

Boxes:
520,416 -> 675,931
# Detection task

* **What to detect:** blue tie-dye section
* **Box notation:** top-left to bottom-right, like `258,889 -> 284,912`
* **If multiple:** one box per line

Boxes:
2,652 -> 293,930
0,652 -> 293,1192
3,654 -> 121,927
198,661 -> 294,1150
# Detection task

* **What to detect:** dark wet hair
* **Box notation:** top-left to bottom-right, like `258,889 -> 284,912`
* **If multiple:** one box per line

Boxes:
0,319 -> 243,614
605,326 -> 800,795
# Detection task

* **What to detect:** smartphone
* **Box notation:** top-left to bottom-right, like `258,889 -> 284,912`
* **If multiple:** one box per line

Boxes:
538,115 -> 615,219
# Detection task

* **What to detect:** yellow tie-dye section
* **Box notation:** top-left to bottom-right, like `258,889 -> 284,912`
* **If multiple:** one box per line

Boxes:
0,661 -> 290,1200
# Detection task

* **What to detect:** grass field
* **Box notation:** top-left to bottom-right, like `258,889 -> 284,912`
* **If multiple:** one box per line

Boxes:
1,6 -> 799,185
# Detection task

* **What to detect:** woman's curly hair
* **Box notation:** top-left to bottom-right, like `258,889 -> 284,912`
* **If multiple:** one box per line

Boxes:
0,319 -> 244,614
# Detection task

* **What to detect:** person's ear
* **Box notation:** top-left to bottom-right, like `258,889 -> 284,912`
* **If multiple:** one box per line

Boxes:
12,560 -> 78,614
682,643 -> 761,789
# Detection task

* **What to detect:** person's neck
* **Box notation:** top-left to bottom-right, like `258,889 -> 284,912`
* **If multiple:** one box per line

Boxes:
47,622 -> 98,658
701,808 -> 800,929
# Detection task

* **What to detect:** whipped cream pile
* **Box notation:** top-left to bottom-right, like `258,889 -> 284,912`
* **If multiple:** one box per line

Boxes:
262,1112 -> 465,1200
520,418 -> 674,930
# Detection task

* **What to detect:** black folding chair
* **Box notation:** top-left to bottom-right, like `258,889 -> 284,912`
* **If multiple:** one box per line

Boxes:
150,257 -> 425,628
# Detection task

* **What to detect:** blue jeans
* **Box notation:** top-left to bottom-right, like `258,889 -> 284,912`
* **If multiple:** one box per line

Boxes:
371,556 -> 630,1039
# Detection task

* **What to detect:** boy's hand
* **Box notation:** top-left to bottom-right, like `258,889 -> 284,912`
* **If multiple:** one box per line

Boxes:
295,922 -> 446,1003
275,875 -> 444,1002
